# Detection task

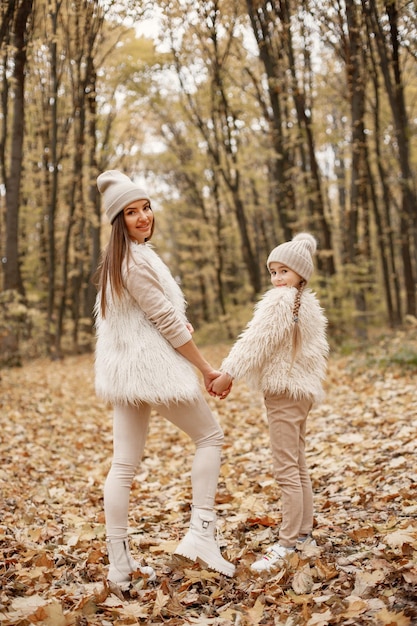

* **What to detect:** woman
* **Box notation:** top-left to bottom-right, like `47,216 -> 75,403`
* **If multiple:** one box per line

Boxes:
94,170 -> 235,588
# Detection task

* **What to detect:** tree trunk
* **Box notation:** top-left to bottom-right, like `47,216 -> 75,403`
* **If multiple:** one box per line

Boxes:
280,0 -> 335,277
367,28 -> 402,327
345,0 -> 369,339
85,65 -> 101,324
246,0 -> 294,241
46,2 -> 62,352
0,0 -> 17,47
3,0 -> 33,293
363,0 -> 416,316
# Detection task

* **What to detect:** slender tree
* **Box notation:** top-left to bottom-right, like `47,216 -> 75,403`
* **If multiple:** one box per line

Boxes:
3,0 -> 34,293
362,0 -> 416,317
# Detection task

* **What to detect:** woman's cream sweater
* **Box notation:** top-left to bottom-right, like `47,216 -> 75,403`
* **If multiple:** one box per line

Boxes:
94,243 -> 200,406
221,286 -> 329,403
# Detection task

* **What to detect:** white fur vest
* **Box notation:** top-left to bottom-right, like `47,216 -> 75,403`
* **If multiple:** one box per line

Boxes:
221,287 -> 329,403
94,243 -> 200,405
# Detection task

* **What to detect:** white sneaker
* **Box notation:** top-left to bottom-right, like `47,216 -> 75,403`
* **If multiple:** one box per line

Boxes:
250,543 -> 294,573
295,534 -> 317,549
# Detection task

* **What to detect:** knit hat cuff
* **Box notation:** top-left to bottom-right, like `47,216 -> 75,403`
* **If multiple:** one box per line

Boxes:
106,188 -> 150,223
97,170 -> 150,224
267,233 -> 317,282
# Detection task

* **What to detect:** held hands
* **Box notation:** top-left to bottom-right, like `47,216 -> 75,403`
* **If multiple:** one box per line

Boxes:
209,372 -> 233,400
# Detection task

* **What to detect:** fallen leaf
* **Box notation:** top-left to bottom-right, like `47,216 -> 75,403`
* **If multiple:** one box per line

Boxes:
374,607 -> 411,625
152,589 -> 169,616
245,597 -> 264,624
292,564 -> 314,594
1,336 -> 417,625
341,595 -> 368,618
383,528 -> 417,550
306,608 -> 333,625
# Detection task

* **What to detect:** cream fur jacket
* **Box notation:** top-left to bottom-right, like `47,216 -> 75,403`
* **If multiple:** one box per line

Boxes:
221,286 -> 329,403
94,243 -> 200,406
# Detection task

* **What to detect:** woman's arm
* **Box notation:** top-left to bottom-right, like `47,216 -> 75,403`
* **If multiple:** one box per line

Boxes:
125,261 -> 192,348
175,339 -> 221,394
126,261 -> 219,393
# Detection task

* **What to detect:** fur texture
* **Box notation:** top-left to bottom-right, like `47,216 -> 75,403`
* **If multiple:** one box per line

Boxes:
94,244 -> 200,405
221,287 -> 329,403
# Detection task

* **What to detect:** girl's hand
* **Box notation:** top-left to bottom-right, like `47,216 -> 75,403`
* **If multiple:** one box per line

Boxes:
186,322 -> 195,334
211,373 -> 233,399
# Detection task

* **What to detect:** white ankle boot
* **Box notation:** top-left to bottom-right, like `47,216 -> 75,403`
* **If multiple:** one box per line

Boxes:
107,539 -> 156,589
173,507 -> 235,577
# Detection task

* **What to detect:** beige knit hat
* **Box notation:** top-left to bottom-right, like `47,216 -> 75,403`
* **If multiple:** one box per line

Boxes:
97,170 -> 151,224
267,233 -> 317,282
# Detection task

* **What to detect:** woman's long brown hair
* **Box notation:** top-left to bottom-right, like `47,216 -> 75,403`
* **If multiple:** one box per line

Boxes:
95,210 -> 154,318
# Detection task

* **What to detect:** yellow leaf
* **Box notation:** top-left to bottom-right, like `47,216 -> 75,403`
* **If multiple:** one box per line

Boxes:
30,601 -> 67,625
33,552 -> 55,568
350,527 -> 375,541
245,597 -> 264,625
119,604 -> 150,619
353,569 -> 386,596
152,589 -> 169,616
150,539 -> 177,553
286,590 -> 312,605
218,607 -> 238,620
306,608 -> 333,625
375,607 -> 411,626
341,595 -> 368,618
314,559 -> 339,581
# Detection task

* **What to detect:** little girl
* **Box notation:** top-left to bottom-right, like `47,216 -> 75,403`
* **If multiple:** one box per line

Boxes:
211,233 -> 329,573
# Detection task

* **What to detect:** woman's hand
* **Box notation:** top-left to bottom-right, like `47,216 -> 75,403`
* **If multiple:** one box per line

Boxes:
205,370 -> 223,396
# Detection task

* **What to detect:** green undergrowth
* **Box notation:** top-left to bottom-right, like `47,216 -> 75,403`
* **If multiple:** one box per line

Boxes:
337,327 -> 417,375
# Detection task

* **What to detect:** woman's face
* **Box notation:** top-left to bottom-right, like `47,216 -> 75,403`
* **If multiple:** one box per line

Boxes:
123,199 -> 153,244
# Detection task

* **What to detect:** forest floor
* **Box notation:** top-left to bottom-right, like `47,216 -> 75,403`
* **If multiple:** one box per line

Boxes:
0,330 -> 417,626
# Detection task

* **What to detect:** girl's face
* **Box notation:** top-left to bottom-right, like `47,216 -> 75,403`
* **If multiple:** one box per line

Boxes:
123,199 -> 153,244
269,262 -> 303,288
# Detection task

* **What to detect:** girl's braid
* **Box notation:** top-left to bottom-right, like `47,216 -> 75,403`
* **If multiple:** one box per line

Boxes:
290,281 -> 305,366
292,282 -> 304,322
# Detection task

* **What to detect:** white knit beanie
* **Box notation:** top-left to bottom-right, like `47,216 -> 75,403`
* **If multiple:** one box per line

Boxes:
97,170 -> 151,224
267,233 -> 317,282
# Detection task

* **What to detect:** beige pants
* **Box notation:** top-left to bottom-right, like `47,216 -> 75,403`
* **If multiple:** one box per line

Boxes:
104,391 -> 224,540
264,393 -> 313,547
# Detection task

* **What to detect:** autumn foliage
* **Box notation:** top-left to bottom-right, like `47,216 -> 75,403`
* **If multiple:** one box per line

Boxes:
1,333 -> 416,625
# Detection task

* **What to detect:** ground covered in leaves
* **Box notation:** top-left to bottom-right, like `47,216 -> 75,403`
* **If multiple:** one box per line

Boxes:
1,330 -> 417,625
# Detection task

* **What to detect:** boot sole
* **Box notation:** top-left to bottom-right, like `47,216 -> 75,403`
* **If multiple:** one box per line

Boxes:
173,547 -> 235,578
